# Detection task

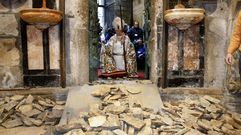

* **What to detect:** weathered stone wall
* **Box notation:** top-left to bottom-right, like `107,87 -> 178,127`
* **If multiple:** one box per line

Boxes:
0,0 -> 32,88
65,0 -> 89,85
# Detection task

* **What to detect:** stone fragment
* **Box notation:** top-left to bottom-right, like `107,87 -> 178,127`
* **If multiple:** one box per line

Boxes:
122,115 -> 145,129
64,129 -> 85,135
47,109 -> 63,119
0,101 -> 5,106
207,131 -> 223,135
175,128 -> 190,135
199,97 -> 211,108
109,94 -> 122,100
38,100 -> 54,107
37,111 -> 49,121
26,95 -> 34,104
203,95 -> 220,104
138,119 -> 152,135
2,118 -> 23,128
197,119 -> 212,131
113,129 -> 128,135
184,129 -> 205,135
25,109 -> 42,117
0,110 -> 14,123
160,115 -> 174,126
222,114 -> 241,129
91,86 -> 111,97
126,87 -> 141,94
56,100 -> 66,105
18,104 -> 33,116
210,119 -> 223,129
4,101 -> 17,111
29,118 -> 43,126
15,99 -> 26,109
232,113 -> 241,125
10,95 -> 24,101
88,115 -> 106,127
17,113 -> 33,126
105,104 -> 126,115
33,103 -> 45,111
53,105 -> 65,110
98,130 -> 114,135
102,114 -> 120,130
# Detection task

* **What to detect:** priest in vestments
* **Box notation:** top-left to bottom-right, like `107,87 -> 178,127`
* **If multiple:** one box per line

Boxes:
100,17 -> 137,78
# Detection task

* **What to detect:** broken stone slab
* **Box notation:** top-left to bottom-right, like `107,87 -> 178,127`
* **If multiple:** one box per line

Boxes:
122,115 -> 145,130
89,103 -> 104,116
222,114 -> 241,129
26,95 -> 34,104
126,87 -> 141,94
206,104 -> 221,113
98,130 -> 114,135
18,104 -> 33,116
56,100 -> 66,105
29,118 -> 43,126
160,115 -> 174,126
1,118 -> 23,128
47,109 -> 63,119
197,119 -> 212,131
199,97 -> 211,108
113,129 -> 128,135
15,98 -> 26,109
33,103 -> 45,111
91,86 -> 111,97
207,131 -> 224,135
45,98 -> 56,105
88,115 -> 106,128
10,95 -> 24,101
17,113 -> 33,126
25,109 -> 42,117
0,101 -> 5,106
232,113 -> 241,125
210,119 -> 223,129
109,94 -> 122,100
4,100 -> 18,111
38,100 -> 54,107
184,129 -> 205,135
137,119 -> 152,135
174,128 -> 190,135
0,110 -> 14,124
53,105 -> 65,110
37,111 -> 49,121
64,129 -> 85,135
102,114 -> 120,130
203,95 -> 220,104
105,104 -> 126,115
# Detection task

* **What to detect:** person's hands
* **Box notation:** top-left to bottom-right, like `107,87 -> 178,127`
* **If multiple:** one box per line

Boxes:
226,53 -> 233,65
137,39 -> 143,45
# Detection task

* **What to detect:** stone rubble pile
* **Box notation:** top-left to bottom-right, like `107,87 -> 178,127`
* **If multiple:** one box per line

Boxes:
0,94 -> 65,128
55,85 -> 241,135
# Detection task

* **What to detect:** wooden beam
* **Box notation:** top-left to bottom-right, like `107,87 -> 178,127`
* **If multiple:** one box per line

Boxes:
59,0 -> 66,88
161,0 -> 169,88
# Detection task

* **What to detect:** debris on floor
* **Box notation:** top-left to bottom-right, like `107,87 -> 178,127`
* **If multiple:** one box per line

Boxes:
0,94 -> 65,128
50,86 -> 241,135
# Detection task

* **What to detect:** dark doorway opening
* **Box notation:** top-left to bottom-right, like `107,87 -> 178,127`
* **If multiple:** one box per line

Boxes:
95,0 -> 149,80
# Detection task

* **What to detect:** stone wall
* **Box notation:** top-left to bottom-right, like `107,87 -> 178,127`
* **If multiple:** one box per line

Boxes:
0,0 -> 32,88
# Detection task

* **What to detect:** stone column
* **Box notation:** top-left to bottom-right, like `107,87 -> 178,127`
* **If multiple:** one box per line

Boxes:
70,0 -> 89,85
149,0 -> 163,84
204,2 -> 228,88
